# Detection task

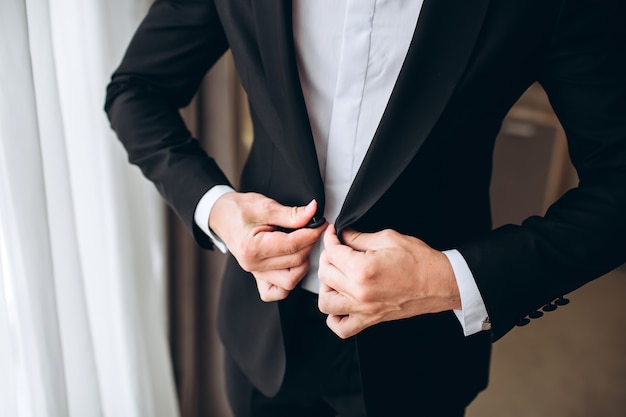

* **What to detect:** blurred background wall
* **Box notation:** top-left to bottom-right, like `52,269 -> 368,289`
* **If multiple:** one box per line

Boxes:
467,83 -> 626,417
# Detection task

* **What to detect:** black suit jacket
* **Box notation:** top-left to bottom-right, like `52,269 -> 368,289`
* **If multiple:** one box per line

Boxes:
105,0 -> 626,413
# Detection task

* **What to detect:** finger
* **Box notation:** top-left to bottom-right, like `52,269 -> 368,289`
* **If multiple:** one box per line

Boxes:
318,282 -> 353,315
326,314 -> 366,339
246,238 -> 314,272
321,225 -> 360,276
322,224 -> 342,248
255,279 -> 290,302
318,251 -> 350,291
237,226 -> 323,273
254,224 -> 325,260
263,198 -> 318,231
254,261 -> 310,291
341,229 -> 387,252
319,281 -> 333,294
320,237 -> 364,291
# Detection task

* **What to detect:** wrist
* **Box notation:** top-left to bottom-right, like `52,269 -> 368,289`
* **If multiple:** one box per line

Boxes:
438,251 -> 462,310
208,190 -> 237,240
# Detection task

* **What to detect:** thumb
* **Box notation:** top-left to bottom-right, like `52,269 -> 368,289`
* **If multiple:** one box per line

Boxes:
341,229 -> 380,252
267,198 -> 318,230
323,224 -> 342,248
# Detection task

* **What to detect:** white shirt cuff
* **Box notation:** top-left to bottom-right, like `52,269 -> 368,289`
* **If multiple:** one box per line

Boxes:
193,185 -> 236,253
443,249 -> 490,336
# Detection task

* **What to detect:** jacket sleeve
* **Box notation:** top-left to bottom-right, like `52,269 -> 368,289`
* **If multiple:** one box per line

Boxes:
104,0 -> 232,249
458,0 -> 626,341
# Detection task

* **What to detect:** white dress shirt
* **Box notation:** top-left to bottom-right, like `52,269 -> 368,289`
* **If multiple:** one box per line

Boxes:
194,0 -> 489,336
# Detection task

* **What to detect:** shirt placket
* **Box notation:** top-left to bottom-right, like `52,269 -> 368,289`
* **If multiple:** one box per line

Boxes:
323,0 -> 377,223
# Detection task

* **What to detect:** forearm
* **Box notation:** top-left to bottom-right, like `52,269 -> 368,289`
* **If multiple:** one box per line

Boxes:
105,0 -> 233,239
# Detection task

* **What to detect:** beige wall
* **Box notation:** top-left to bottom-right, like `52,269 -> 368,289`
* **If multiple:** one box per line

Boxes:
469,84 -> 626,417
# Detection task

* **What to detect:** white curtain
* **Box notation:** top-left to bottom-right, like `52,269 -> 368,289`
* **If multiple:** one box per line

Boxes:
0,0 -> 180,416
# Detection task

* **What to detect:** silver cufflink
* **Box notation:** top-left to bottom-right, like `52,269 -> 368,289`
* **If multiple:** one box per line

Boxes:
481,316 -> 491,331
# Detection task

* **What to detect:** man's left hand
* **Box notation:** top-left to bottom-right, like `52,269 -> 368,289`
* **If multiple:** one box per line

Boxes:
318,225 -> 462,339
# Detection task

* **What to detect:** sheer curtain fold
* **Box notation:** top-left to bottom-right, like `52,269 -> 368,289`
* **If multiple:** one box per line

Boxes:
0,1 -> 179,416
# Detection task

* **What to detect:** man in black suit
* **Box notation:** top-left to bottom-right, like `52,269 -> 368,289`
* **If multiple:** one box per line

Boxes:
105,0 -> 626,415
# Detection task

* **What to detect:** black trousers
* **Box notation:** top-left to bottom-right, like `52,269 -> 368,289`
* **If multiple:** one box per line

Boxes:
223,288 -> 466,417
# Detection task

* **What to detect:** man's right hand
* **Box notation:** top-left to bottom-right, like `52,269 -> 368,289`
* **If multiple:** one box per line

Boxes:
209,192 -> 327,301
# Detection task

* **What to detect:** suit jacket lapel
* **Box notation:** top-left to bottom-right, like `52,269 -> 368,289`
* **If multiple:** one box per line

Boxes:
337,0 -> 490,231
252,0 -> 325,209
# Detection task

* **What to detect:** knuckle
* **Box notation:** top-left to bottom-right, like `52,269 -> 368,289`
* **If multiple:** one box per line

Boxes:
285,267 -> 307,290
284,242 -> 299,256
283,278 -> 298,291
260,199 -> 275,213
319,249 -> 328,266
238,259 -> 253,272
239,243 -> 258,260
355,264 -> 374,284
336,328 -> 350,339
317,297 -> 328,313
354,286 -> 372,303
261,293 -> 281,302
292,251 -> 309,265
237,251 -> 259,272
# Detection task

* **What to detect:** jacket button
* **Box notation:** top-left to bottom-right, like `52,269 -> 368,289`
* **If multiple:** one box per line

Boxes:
542,302 -> 557,312
554,296 -> 570,306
